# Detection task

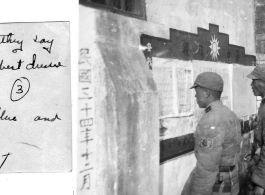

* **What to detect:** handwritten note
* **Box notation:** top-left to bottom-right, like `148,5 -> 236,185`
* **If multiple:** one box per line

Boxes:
0,22 -> 71,173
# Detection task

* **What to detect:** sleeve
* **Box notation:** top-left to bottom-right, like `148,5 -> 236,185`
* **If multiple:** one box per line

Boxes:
191,115 -> 226,195
251,117 -> 265,189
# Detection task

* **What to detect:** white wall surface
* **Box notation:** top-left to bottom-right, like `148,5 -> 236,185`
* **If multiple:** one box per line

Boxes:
80,1 -> 256,194
146,0 -> 255,55
0,0 -> 256,194
160,153 -> 196,195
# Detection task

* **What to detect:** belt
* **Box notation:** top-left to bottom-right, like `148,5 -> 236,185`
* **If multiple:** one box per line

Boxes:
219,165 -> 235,172
218,165 -> 238,185
213,165 -> 238,194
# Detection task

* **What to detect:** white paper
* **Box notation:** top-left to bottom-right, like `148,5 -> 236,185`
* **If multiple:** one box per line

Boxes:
152,58 -> 194,118
152,58 -> 175,118
174,60 -> 193,116
0,22 -> 71,173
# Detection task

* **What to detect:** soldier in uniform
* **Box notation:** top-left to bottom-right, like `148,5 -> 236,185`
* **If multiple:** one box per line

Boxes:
181,72 -> 241,195
247,66 -> 265,195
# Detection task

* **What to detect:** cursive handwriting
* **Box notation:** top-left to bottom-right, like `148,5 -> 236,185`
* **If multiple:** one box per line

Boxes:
0,152 -> 11,169
0,107 -> 17,121
0,33 -> 23,53
0,59 -> 23,70
26,54 -> 65,70
33,35 -> 54,54
34,113 -> 61,122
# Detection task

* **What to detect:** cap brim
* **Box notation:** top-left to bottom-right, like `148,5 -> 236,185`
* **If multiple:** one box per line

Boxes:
246,73 -> 259,80
190,83 -> 199,89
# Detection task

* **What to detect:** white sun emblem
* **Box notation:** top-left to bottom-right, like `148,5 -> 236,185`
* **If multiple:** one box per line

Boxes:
209,35 -> 220,61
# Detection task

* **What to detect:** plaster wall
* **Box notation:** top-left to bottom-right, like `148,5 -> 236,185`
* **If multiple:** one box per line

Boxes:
79,6 -> 162,195
79,0 -> 256,194
146,0 -> 256,55
255,0 -> 265,65
159,153 -> 196,195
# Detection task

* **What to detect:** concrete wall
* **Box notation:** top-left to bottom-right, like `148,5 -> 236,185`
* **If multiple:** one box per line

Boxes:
79,0 -> 256,194
78,6 -> 162,195
146,0 -> 255,55
255,0 -> 265,65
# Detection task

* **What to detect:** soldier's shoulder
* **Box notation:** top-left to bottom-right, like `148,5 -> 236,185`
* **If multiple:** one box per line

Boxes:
223,105 -> 238,119
205,105 -> 237,125
201,109 -> 224,125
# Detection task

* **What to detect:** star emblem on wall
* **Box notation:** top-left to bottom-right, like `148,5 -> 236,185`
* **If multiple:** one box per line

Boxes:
209,35 -> 220,61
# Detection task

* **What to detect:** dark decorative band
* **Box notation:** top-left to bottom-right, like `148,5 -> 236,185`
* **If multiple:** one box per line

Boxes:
141,24 -> 256,66
160,119 -> 253,163
160,133 -> 195,163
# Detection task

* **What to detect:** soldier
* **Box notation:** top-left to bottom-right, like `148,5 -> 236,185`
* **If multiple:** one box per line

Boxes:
181,72 -> 241,195
247,66 -> 265,195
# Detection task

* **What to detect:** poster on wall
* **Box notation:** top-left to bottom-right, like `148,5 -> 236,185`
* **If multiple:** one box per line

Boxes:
0,22 -> 71,173
152,58 -> 175,118
152,58 -> 193,118
175,60 -> 193,116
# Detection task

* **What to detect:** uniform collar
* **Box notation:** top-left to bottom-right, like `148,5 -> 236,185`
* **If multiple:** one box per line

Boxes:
205,100 -> 223,113
261,97 -> 265,106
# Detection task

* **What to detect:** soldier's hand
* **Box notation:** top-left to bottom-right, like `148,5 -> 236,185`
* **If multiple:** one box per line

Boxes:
250,115 -> 258,130
251,121 -> 258,129
254,186 -> 264,195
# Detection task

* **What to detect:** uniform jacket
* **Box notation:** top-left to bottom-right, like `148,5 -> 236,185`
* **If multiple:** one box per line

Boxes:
251,98 -> 265,189
182,100 -> 241,195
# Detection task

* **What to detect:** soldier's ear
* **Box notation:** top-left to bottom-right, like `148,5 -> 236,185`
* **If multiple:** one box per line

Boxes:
255,80 -> 265,96
258,80 -> 265,89
203,88 -> 211,98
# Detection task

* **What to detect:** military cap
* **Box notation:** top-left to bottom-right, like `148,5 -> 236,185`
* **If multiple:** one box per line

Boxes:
190,72 -> 224,92
246,66 -> 265,82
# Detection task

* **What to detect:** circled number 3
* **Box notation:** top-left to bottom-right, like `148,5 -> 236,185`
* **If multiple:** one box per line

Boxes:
10,77 -> 30,101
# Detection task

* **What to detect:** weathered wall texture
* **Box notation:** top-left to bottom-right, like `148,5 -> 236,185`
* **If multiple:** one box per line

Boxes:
159,153 -> 196,195
94,43 -> 159,194
79,6 -> 161,195
79,0 -> 256,194
255,0 -> 265,65
146,0 -> 255,55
